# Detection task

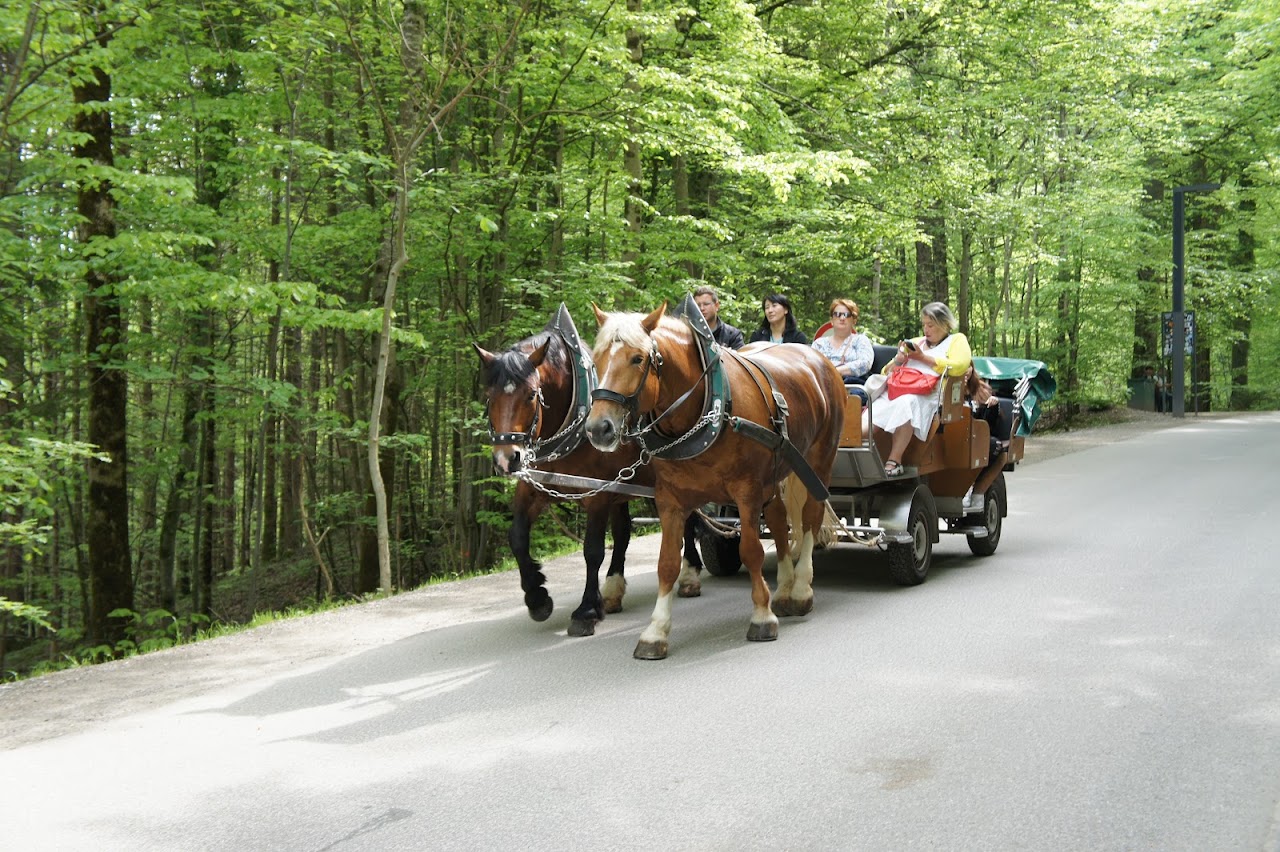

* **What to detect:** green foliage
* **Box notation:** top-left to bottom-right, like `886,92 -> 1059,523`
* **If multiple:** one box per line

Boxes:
0,431 -> 104,554
99,608 -> 213,656
0,598 -> 53,632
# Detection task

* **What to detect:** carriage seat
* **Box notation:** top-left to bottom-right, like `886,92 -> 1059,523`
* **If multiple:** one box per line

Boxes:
993,396 -> 1018,445
869,343 -> 898,375
835,344 -> 896,447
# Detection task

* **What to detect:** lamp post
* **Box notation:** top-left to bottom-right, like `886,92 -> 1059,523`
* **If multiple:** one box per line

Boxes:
1170,182 -> 1219,418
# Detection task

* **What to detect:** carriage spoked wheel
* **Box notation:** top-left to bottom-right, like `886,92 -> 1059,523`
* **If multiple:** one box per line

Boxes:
966,473 -> 1005,556
699,532 -> 743,577
886,496 -> 933,586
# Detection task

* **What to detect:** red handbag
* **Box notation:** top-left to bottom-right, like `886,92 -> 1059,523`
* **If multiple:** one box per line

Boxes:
886,368 -> 940,400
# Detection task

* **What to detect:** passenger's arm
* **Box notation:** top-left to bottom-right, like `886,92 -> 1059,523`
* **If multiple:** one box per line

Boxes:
848,336 -> 875,377
932,334 -> 972,376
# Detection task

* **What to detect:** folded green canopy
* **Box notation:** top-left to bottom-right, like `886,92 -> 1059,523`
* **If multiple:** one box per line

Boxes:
971,356 -> 1057,436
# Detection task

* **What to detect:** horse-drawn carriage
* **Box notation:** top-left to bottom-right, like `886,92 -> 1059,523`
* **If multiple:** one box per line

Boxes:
477,298 -> 1054,658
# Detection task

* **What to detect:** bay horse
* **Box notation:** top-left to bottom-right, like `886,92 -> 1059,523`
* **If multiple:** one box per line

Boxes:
474,306 -> 706,637
584,300 -> 844,659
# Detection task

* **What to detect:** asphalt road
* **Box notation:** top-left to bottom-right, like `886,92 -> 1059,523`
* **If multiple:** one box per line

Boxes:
2,411 -> 1278,851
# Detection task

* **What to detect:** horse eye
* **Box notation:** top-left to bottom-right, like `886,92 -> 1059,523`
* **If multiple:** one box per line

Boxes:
631,354 -> 644,366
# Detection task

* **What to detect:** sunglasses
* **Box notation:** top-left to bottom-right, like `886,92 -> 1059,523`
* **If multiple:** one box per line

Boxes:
830,311 -> 851,319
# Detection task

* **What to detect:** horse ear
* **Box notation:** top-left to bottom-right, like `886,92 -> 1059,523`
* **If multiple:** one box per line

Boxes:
473,342 -> 497,369
641,302 -> 667,333
528,338 -> 551,367
592,302 -> 608,327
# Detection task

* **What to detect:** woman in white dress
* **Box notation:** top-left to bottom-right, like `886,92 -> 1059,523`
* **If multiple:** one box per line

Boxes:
872,302 -> 971,477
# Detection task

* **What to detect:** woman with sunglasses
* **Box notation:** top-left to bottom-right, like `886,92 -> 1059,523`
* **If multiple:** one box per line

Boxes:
813,298 -> 874,388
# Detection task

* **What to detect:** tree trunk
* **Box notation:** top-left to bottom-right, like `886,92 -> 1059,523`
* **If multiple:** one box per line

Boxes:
75,14 -> 133,646
673,154 -> 696,279
915,205 -> 948,304
196,384 -> 216,618
1229,186 -> 1255,410
368,179 -> 406,593
0,286 -> 24,669
279,326 -> 303,554
957,227 -> 973,332
261,254 -> 281,562
248,307 -> 283,612
622,0 -> 644,274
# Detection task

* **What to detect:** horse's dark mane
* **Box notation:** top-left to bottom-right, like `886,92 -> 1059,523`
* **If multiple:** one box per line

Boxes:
486,331 -> 571,388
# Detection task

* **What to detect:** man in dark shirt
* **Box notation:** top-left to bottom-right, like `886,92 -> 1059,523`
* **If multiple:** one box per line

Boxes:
693,285 -> 745,350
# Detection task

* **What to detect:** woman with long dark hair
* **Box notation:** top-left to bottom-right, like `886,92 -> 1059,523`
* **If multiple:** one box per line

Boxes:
747,293 -> 808,344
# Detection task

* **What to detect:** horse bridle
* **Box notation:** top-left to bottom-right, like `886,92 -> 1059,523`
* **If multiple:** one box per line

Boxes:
484,385 -> 544,446
590,340 -> 663,423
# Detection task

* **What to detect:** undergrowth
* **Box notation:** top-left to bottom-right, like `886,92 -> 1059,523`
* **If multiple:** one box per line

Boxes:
3,529 -> 600,684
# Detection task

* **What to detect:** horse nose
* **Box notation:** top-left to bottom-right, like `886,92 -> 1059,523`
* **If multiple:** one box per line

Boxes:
493,448 -> 523,475
586,418 -> 616,450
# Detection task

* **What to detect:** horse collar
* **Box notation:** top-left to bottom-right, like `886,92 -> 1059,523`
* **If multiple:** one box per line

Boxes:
530,304 -> 596,462
634,295 -> 732,461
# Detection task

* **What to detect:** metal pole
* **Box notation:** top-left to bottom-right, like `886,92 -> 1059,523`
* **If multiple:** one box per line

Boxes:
1170,183 -> 1219,419
1172,190 -> 1185,417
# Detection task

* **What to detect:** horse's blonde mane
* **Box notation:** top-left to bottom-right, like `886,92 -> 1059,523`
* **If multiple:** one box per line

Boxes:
592,310 -> 686,357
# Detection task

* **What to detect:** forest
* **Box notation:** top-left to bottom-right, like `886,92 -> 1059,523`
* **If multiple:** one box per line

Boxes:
2,0 -> 1278,677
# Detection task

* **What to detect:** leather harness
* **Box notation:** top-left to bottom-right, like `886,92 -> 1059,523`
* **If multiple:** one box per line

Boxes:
591,294 -> 829,501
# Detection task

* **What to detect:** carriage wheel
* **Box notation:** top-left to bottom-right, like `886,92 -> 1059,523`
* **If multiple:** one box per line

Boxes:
966,473 -> 1005,557
886,497 -> 932,586
699,532 -> 742,577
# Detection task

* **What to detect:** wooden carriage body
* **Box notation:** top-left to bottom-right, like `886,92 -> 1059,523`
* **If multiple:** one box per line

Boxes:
698,335 -> 1056,585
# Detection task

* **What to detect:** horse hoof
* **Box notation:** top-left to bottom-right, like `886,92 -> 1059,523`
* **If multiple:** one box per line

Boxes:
528,599 -> 553,622
771,597 -> 813,617
602,576 -> 626,613
567,619 -> 597,637
633,639 -> 669,660
677,582 -> 701,598
746,621 -> 778,642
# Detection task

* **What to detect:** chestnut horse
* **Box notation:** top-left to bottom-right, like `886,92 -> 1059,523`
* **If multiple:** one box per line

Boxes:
585,302 -> 844,659
475,307 -> 705,637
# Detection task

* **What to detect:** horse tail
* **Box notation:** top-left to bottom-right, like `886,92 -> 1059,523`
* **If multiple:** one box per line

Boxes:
819,501 -> 840,548
686,508 -> 711,540
781,471 -> 839,550
781,472 -> 806,551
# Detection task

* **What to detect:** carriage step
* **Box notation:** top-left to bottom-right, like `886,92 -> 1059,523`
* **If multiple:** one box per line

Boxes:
943,523 -> 990,537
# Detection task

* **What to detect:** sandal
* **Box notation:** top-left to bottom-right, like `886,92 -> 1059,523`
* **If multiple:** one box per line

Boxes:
884,460 -> 905,478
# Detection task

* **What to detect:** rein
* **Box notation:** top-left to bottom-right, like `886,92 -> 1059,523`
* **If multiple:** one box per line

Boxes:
625,350 -> 719,449
619,297 -> 734,461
